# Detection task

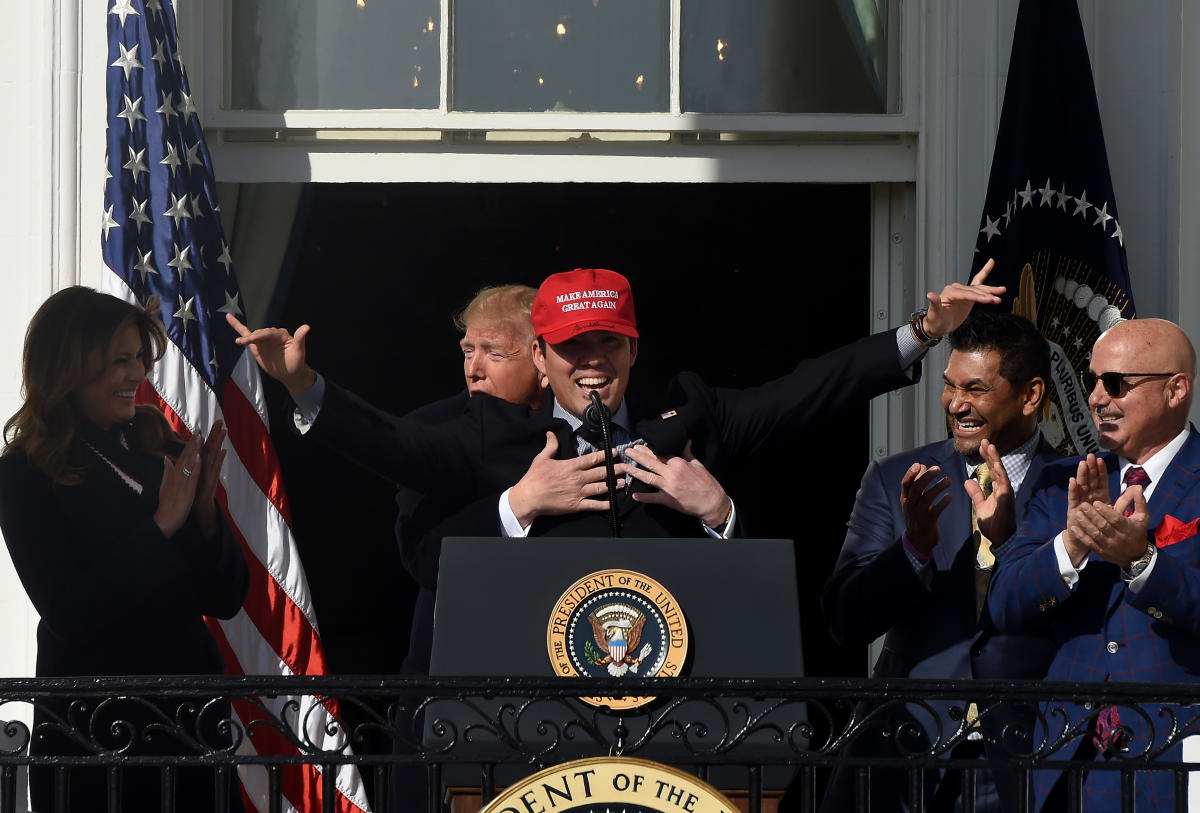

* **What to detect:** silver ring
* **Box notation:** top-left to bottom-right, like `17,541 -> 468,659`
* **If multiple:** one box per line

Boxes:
181,466 -> 193,477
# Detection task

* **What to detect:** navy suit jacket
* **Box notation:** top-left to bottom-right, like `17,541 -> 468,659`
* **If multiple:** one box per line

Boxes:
820,435 -> 1059,812
989,426 -> 1200,811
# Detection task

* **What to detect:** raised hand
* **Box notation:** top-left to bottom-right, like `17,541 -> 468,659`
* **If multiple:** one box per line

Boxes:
506,432 -> 627,529
922,258 -> 1006,339
1064,455 -> 1111,565
963,438 -> 1016,545
1070,485 -> 1150,567
625,441 -> 732,528
154,432 -> 203,539
900,463 -> 952,558
226,313 -> 317,395
191,420 -> 228,540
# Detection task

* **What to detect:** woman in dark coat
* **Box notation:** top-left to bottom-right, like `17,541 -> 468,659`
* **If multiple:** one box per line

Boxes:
0,287 -> 250,811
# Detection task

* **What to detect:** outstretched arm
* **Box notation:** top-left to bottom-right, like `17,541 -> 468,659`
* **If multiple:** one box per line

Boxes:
226,313 -> 318,395
921,258 -> 1005,339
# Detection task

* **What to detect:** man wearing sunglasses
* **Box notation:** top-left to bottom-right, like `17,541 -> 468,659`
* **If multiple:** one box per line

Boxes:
819,311 -> 1059,813
989,317 -> 1199,810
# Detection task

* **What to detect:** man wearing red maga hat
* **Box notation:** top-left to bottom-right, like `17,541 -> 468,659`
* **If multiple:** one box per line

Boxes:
230,264 -> 1002,540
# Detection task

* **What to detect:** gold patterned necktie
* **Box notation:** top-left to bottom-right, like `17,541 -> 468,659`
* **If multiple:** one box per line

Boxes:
965,462 -> 996,732
971,462 -> 994,618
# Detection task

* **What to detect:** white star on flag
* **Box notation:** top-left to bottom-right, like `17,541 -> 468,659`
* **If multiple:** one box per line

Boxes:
128,196 -> 153,233
163,193 -> 192,228
123,145 -> 148,182
133,249 -> 158,282
1038,178 -> 1056,206
1017,180 -> 1035,207
108,0 -> 140,26
111,42 -> 142,80
217,242 -> 234,274
217,291 -> 244,318
979,215 -> 1001,242
160,143 -> 182,177
116,94 -> 146,130
1072,190 -> 1092,218
156,90 -> 179,124
101,205 -> 120,240
172,294 -> 198,328
167,243 -> 194,274
1056,184 -> 1071,212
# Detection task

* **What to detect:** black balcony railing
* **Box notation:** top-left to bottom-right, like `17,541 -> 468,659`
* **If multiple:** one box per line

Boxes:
0,676 -> 1196,813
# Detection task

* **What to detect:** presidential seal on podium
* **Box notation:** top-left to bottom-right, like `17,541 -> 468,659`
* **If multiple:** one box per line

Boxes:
546,569 -> 689,710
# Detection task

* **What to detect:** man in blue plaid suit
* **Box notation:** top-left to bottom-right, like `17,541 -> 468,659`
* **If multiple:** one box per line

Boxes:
989,317 -> 1199,811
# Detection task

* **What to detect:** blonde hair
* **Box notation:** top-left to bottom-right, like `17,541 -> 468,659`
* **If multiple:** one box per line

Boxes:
453,284 -> 537,345
3,287 -> 178,485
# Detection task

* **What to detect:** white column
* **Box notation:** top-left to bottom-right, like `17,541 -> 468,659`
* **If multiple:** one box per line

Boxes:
0,0 -> 105,689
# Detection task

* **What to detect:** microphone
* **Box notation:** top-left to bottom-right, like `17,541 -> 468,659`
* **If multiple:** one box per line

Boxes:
584,391 -> 621,537
582,392 -> 608,435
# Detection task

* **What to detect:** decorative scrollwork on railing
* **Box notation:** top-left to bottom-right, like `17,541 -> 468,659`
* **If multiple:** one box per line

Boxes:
0,676 -> 1196,774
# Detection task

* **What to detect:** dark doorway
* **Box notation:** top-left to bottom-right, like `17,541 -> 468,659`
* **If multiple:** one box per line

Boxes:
267,182 -> 874,683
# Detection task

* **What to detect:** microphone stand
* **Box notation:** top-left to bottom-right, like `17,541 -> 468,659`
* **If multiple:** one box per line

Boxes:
583,391 -> 621,537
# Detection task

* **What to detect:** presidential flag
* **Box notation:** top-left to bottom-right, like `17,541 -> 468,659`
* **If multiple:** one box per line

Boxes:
969,0 -> 1136,456
101,1 -> 370,811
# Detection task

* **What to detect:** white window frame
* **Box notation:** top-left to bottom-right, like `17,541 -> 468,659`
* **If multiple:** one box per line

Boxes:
185,0 -> 926,461
198,0 -> 918,137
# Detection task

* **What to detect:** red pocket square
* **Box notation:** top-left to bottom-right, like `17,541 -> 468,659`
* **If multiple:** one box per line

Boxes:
1154,515 -> 1200,548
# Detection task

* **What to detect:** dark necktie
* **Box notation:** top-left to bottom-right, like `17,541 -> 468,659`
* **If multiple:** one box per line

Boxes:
1123,466 -> 1151,516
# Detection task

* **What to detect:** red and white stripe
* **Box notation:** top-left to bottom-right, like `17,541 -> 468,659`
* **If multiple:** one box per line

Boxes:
101,273 -> 372,813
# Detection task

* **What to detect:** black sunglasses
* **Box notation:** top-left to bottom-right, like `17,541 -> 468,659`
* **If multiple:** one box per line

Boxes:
1080,370 -> 1176,397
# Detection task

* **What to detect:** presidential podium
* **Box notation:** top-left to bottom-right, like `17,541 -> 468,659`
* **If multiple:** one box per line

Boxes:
427,537 -> 805,809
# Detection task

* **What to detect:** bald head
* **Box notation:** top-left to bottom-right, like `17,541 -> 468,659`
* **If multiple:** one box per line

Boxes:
1099,318 -> 1196,378
1087,318 -> 1195,463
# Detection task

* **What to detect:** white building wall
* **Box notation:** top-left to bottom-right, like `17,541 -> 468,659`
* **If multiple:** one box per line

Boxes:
0,0 -> 1192,684
0,0 -> 106,686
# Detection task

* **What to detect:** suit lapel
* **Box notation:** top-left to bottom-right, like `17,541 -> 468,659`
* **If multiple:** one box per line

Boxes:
1145,428 -> 1200,530
933,440 -> 971,570
554,421 -> 577,459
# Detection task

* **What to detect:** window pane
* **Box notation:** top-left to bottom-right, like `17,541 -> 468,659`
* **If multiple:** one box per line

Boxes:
682,1 -> 890,114
453,0 -> 668,112
230,0 -> 440,110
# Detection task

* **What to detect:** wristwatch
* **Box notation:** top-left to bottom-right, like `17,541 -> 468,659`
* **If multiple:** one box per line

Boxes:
908,310 -> 942,348
1120,542 -> 1156,581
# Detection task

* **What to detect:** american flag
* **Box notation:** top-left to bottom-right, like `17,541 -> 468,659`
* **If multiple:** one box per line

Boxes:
101,1 -> 370,811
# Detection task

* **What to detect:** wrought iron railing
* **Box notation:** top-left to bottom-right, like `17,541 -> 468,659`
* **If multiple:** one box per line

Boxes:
0,676 -> 1196,813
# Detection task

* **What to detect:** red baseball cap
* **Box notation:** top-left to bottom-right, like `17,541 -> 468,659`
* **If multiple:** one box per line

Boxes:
532,268 -> 639,344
